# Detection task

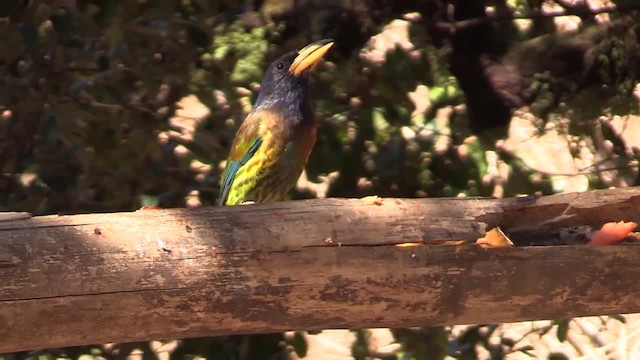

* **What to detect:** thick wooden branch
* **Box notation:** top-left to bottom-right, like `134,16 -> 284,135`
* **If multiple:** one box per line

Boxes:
1,187 -> 640,352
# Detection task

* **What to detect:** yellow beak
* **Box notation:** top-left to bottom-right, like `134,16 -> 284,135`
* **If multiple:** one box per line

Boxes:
289,39 -> 334,76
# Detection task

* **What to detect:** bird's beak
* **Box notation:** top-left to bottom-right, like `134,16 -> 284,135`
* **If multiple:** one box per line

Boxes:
289,39 -> 334,76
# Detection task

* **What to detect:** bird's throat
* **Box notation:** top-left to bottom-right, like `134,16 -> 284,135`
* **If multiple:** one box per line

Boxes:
259,87 -> 314,128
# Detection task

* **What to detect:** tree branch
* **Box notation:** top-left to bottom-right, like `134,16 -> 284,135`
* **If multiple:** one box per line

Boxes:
424,3 -> 640,32
0,187 -> 640,352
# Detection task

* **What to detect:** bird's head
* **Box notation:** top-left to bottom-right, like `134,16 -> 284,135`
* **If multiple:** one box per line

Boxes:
254,39 -> 334,114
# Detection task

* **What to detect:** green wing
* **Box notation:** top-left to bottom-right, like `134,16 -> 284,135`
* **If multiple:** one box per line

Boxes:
218,113 -> 263,206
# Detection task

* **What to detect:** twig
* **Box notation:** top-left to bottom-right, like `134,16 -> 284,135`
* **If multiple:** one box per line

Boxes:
421,3 -> 640,32
0,212 -> 32,221
508,151 -> 636,178
509,323 -> 555,349
566,331 -> 587,357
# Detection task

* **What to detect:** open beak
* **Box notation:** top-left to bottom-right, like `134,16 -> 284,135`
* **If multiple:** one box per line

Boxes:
289,39 -> 334,76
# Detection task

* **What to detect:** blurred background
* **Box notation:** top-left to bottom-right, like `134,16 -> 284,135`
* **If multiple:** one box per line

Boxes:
1,0 -> 639,359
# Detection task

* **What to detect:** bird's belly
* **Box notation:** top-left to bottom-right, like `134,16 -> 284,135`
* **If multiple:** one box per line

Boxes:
250,161 -> 305,203
235,137 -> 314,204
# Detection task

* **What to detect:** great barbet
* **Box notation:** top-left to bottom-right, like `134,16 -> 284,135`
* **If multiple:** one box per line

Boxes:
218,39 -> 334,206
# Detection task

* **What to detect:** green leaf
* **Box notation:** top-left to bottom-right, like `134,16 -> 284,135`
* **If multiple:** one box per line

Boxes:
139,195 -> 160,207
291,331 -> 308,358
556,319 -> 570,342
372,107 -> 389,133
428,86 -> 445,103
464,138 -> 488,177
548,352 -> 570,360
609,314 -> 626,323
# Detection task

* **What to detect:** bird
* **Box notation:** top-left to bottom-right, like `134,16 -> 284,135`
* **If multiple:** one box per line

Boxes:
217,39 -> 334,206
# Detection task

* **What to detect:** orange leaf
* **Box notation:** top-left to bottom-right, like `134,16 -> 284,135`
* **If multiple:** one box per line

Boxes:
423,240 -> 467,246
476,227 -> 514,248
588,221 -> 638,246
395,242 -> 422,248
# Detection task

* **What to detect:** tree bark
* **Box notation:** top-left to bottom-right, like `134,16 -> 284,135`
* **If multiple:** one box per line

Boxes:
1,187 -> 639,352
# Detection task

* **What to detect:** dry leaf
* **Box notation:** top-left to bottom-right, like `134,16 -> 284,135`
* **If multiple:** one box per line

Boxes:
360,196 -> 383,206
422,240 -> 467,246
588,221 -> 638,246
476,227 -> 514,248
395,242 -> 422,248
395,240 -> 467,247
360,19 -> 415,65
408,84 -> 431,120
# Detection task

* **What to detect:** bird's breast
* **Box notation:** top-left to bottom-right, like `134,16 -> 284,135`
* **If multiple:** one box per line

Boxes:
246,115 -> 316,202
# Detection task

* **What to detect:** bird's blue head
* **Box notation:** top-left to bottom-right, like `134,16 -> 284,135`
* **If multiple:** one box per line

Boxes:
253,39 -> 334,124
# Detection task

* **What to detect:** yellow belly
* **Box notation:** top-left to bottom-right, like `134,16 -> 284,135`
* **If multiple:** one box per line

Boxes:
225,129 -> 316,205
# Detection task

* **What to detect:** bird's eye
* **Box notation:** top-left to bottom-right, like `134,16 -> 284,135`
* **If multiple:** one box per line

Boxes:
276,62 -> 285,71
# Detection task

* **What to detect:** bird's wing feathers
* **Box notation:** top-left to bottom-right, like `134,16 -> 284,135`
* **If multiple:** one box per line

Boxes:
218,112 -> 264,205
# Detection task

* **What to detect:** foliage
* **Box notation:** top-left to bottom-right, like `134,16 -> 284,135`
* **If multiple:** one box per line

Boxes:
1,0 -> 639,359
